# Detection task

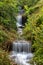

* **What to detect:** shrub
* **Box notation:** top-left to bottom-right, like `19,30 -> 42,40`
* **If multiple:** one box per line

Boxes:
0,49 -> 11,65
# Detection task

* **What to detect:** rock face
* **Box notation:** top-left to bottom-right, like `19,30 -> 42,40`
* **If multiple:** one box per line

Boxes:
22,15 -> 27,26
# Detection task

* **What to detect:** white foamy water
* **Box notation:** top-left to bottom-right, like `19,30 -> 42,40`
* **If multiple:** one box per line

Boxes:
9,51 -> 33,65
16,14 -> 22,28
15,53 -> 33,65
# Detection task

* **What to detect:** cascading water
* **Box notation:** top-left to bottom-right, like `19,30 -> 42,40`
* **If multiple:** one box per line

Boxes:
16,14 -> 22,35
9,8 -> 33,65
13,41 -> 31,53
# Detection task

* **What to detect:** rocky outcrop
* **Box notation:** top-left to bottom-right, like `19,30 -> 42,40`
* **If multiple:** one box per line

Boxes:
22,15 -> 27,26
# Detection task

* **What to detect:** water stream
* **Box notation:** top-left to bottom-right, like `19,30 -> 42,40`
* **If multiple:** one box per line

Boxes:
9,10 -> 33,65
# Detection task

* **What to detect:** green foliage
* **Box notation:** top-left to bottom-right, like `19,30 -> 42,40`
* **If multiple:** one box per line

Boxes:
17,0 -> 40,7
23,0 -> 43,64
0,0 -> 18,47
0,0 -> 18,30
0,30 -> 8,43
0,49 -> 11,65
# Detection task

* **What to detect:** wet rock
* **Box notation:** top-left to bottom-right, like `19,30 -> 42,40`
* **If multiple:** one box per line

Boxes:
22,15 -> 27,26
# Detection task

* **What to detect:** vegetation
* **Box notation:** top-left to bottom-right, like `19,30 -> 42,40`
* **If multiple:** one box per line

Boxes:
0,0 -> 18,65
23,0 -> 43,65
0,0 -> 43,65
0,0 -> 18,48
0,49 -> 11,65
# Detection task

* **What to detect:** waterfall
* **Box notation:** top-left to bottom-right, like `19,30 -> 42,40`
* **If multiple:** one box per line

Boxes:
9,9 -> 33,65
13,41 -> 31,53
16,14 -> 22,27
16,14 -> 23,35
